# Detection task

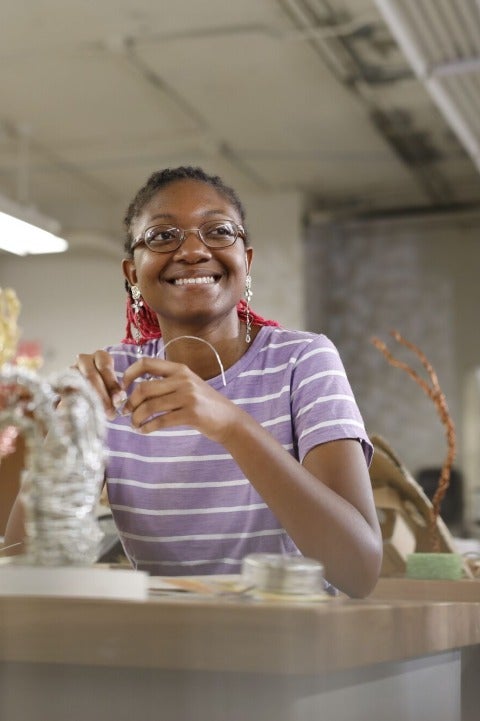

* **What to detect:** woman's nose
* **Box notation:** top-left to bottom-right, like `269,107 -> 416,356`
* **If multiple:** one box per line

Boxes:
173,229 -> 212,259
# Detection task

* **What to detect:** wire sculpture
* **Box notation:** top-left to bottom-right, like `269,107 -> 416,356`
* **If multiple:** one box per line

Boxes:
371,330 -> 456,552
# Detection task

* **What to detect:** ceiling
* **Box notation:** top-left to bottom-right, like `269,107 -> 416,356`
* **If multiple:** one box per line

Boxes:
1,0 -> 480,255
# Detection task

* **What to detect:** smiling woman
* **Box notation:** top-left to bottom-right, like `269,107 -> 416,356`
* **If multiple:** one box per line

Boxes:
121,167 -> 260,347
4,166 -> 382,598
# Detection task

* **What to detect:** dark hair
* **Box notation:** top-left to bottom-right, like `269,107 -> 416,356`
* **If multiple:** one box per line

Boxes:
123,166 -> 248,255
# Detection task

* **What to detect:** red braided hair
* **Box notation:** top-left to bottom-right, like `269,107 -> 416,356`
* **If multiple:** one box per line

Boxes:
122,294 -> 279,345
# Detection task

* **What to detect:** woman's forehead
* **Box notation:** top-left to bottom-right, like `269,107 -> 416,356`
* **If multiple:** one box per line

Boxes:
141,179 -> 238,219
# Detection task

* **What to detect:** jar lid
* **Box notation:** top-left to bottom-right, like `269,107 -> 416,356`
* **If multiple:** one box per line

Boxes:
241,553 -> 324,595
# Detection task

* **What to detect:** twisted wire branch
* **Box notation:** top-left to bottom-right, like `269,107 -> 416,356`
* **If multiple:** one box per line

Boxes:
0,287 -> 21,367
371,330 -> 456,552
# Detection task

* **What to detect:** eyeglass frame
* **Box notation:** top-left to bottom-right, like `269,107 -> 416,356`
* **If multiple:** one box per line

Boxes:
130,219 -> 246,254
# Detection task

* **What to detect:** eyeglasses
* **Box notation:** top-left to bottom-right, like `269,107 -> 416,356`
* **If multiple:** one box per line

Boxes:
131,219 -> 246,254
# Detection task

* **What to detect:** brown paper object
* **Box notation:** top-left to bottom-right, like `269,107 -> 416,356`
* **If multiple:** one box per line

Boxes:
369,434 -> 461,576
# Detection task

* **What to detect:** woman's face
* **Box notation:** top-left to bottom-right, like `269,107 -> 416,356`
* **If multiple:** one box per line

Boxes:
123,179 -> 253,333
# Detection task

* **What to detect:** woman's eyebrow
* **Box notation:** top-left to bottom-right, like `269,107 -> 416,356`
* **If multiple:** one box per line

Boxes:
204,208 -> 229,216
149,213 -> 175,222
149,209 -> 231,222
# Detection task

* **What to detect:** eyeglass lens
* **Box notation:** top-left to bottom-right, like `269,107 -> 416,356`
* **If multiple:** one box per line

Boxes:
141,220 -> 241,252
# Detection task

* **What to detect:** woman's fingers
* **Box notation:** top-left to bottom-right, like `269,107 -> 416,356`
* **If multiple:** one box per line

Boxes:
125,370 -> 238,442
74,351 -> 124,418
110,356 -> 240,440
126,378 -> 179,425
122,356 -> 180,388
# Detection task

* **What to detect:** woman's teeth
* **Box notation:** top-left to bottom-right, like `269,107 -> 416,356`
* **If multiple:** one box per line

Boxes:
173,276 -> 216,286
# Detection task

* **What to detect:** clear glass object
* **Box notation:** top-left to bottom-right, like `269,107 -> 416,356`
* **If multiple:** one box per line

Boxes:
241,553 -> 325,596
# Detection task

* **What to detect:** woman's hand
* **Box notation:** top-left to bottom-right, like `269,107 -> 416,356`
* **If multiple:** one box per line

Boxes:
122,356 -> 238,443
73,351 -> 127,420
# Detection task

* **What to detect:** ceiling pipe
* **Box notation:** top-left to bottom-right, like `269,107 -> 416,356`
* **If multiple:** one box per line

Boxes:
432,57 -> 480,79
374,0 -> 480,173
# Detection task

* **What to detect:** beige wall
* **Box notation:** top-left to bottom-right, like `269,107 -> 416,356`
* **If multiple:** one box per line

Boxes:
421,221 -> 480,382
242,189 -> 304,331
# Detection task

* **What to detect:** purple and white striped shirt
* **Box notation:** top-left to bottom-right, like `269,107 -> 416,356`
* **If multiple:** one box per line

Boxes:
105,326 -> 372,575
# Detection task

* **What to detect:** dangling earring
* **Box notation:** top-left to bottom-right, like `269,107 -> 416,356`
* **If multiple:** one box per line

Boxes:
131,285 -> 143,313
129,284 -> 144,343
244,272 -> 253,344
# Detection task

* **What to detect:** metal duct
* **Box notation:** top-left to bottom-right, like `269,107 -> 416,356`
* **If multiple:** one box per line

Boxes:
375,0 -> 480,173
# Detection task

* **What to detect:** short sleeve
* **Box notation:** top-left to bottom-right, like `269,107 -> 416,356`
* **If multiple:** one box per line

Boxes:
290,335 -> 372,466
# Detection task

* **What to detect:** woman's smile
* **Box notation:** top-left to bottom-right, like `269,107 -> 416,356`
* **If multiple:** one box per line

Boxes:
165,271 -> 222,287
172,276 -> 216,286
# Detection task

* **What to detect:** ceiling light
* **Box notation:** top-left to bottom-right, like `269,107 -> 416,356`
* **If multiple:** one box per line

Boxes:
0,193 -> 68,256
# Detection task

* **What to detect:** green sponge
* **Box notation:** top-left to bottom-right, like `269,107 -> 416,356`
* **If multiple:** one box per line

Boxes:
406,553 -> 464,580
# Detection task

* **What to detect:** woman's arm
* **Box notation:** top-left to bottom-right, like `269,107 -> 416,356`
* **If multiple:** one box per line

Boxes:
220,415 -> 382,598
122,356 -> 382,598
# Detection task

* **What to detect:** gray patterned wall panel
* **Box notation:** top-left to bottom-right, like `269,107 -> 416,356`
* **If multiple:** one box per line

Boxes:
305,219 -> 457,477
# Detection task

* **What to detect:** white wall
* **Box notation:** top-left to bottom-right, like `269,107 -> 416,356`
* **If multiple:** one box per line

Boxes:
0,251 -> 125,373
242,189 -> 304,331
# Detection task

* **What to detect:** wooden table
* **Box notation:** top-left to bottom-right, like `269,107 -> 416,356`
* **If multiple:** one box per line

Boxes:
1,585 -> 479,721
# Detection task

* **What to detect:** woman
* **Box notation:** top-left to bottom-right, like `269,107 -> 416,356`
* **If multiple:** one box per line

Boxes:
5,166 -> 382,597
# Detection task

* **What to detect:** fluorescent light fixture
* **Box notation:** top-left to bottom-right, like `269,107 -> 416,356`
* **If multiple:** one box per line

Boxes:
0,193 -> 68,256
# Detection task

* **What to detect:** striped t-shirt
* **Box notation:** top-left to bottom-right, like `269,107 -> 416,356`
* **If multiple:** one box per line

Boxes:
105,326 -> 372,575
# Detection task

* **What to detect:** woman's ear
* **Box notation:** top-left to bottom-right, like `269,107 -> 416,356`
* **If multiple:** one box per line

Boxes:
245,247 -> 253,274
122,258 -> 137,287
